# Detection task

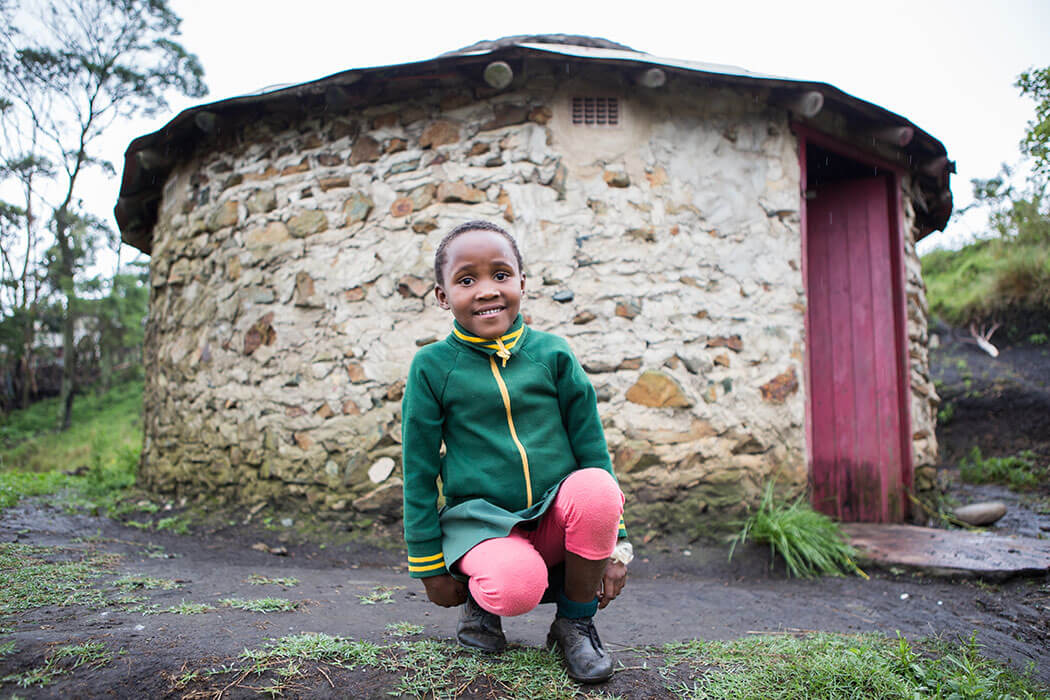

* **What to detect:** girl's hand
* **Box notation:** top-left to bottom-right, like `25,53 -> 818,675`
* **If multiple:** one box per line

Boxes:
598,561 -> 627,609
421,573 -> 469,607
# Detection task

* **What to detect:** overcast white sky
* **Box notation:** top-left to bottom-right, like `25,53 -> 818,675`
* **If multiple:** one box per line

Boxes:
88,0 -> 1050,268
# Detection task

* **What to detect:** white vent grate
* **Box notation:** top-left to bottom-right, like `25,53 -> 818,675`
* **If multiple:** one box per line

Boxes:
571,97 -> 619,126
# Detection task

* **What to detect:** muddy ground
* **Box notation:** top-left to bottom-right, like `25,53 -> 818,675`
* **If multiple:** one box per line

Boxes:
1,328 -> 1049,698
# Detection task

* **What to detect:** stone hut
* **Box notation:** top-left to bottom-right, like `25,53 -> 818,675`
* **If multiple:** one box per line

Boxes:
115,35 -> 952,533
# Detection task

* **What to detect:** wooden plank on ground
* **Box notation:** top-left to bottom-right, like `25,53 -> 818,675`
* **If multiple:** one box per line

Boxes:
842,523 -> 1050,579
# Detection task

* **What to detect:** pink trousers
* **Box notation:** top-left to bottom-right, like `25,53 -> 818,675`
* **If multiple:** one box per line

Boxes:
457,467 -> 624,617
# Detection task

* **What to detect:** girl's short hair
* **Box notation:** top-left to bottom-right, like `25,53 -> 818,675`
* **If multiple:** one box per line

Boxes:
433,220 -> 524,286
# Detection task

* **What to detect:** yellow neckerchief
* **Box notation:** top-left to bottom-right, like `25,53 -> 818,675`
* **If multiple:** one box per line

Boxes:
451,325 -> 523,367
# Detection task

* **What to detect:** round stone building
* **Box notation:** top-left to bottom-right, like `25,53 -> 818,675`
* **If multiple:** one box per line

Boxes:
115,35 -> 951,533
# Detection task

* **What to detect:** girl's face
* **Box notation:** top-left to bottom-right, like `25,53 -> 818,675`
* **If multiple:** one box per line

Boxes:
435,229 -> 525,339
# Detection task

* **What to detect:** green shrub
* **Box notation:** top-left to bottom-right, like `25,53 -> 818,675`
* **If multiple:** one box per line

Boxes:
958,447 -> 1045,490
729,483 -> 866,579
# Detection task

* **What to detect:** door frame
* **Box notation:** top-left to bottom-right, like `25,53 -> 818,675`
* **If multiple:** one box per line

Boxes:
791,123 -> 914,518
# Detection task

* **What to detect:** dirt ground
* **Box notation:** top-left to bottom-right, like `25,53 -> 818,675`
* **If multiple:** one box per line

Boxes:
1,329 -> 1049,698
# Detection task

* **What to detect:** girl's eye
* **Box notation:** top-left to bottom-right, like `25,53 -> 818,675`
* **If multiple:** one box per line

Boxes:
459,277 -> 474,286
494,271 -> 509,281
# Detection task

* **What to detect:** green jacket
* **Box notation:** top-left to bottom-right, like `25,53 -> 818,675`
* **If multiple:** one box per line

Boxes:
401,315 -> 626,578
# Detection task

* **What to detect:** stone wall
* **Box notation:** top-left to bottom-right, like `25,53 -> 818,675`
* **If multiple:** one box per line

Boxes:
141,69 -> 930,532
901,177 -> 941,493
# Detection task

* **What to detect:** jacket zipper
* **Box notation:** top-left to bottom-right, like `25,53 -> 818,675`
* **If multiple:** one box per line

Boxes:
488,355 -> 533,507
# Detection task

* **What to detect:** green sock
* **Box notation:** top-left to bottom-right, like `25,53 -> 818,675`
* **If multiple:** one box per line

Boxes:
556,591 -> 598,619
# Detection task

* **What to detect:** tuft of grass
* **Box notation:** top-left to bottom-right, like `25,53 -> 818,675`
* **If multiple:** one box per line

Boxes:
662,631 -> 1041,699
0,543 -> 120,614
1,641 -> 113,689
154,516 -> 190,535
358,585 -> 402,605
220,597 -> 300,613
959,446 -> 1046,491
246,574 -> 299,587
385,621 -> 424,637
111,574 -> 180,592
1030,332 -> 1049,345
150,601 -> 214,615
0,641 -> 15,658
728,483 -> 866,579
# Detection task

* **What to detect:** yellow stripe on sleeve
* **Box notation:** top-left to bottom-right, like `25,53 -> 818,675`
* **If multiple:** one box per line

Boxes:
408,561 -> 446,573
407,552 -> 444,563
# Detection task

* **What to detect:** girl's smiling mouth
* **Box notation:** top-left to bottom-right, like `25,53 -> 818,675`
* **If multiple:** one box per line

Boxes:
475,306 -> 506,316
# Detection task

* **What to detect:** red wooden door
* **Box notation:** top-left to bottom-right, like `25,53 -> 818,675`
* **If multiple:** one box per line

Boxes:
807,176 -> 907,522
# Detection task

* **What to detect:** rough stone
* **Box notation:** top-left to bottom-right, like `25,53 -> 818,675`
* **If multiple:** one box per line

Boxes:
604,170 -> 630,188
288,210 -> 328,237
615,300 -> 641,319
328,119 -> 360,142
437,181 -> 485,204
481,104 -> 529,131
707,335 -> 744,352
319,177 -> 350,191
528,106 -> 553,124
246,189 -> 277,214
346,361 -> 367,383
244,313 -> 276,355
553,290 -> 574,303
349,136 -> 381,165
626,371 -> 692,408
390,197 -> 414,218
419,120 -> 460,148
343,192 -> 374,224
953,502 -> 1008,526
714,353 -> 730,368
282,158 -> 310,175
206,201 -> 239,232
574,311 -> 596,325
397,275 -> 432,298
760,368 -> 799,404
368,457 -> 396,484
409,184 -> 436,211
295,272 -> 322,307
412,217 -> 438,234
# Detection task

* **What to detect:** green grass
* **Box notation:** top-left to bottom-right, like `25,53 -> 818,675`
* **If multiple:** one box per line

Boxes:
164,631 -> 1044,700
111,574 -> 180,592
728,483 -> 866,579
1,641 -> 113,689
358,585 -> 402,605
385,621 -> 424,637
0,543 -> 120,615
959,447 -> 1047,491
220,597 -> 300,613
922,232 -> 1050,328
663,632 -> 1041,699
148,600 -> 214,615
0,379 -> 143,514
246,574 -> 299,587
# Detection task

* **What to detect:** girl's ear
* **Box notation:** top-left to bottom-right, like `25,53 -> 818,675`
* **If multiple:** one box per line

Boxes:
434,285 -> 450,310
519,273 -> 526,293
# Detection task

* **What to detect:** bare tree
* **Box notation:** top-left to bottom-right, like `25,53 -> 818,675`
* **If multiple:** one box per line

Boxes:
1,0 -> 206,428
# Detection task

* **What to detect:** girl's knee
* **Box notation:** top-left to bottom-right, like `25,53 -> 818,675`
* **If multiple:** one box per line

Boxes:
461,537 -> 548,616
469,556 -> 547,616
563,468 -> 624,513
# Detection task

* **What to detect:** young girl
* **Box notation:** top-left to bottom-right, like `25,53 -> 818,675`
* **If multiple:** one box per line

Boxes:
401,220 -> 633,684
